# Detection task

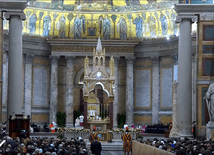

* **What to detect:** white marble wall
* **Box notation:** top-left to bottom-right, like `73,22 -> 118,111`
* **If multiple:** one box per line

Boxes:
33,67 -> 48,106
136,69 -> 151,108
161,68 -> 172,108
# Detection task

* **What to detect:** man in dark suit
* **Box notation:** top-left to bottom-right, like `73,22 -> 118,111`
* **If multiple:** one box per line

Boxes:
91,136 -> 102,155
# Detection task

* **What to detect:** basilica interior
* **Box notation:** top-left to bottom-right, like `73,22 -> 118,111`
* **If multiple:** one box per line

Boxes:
0,0 -> 214,139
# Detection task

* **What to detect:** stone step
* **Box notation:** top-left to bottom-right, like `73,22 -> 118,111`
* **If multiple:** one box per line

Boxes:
86,140 -> 124,151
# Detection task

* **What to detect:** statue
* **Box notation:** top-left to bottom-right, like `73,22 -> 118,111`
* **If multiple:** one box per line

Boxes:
58,14 -> 66,38
43,15 -> 51,37
29,13 -> 37,34
160,13 -> 168,36
133,14 -> 144,39
74,15 -> 85,39
204,83 -> 214,121
103,15 -> 111,40
117,16 -> 127,40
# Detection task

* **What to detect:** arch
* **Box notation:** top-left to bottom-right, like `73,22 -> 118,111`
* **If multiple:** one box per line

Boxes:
74,67 -> 84,85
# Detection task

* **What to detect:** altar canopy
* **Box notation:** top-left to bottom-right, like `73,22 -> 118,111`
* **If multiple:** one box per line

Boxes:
83,38 -> 115,130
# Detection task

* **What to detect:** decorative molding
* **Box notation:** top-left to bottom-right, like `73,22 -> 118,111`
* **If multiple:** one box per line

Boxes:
4,11 -> 26,21
125,57 -> 135,64
52,45 -> 134,53
152,57 -> 160,66
25,54 -> 34,64
65,56 -> 75,64
172,54 -> 178,65
200,13 -> 214,21
175,15 -> 198,23
49,55 -> 59,64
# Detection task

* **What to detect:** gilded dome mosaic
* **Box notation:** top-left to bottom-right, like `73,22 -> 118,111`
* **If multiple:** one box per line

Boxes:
3,0 -> 213,40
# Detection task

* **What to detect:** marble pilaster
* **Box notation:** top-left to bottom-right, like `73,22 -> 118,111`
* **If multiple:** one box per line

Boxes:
0,11 -> 3,123
175,15 -> 198,138
2,50 -> 8,110
152,57 -> 160,124
125,57 -> 135,126
192,54 -> 197,123
5,11 -> 26,118
49,55 -> 59,124
170,82 -> 179,137
65,56 -> 75,127
24,54 -> 33,118
113,57 -> 119,128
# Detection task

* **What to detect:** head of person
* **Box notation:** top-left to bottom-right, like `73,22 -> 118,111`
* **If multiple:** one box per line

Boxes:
93,126 -> 96,132
126,127 -> 129,133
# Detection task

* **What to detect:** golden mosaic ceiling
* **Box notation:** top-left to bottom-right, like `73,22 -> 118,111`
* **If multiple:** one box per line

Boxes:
3,0 -> 180,40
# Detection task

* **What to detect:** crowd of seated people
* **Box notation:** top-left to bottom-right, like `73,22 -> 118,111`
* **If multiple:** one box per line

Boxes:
145,123 -> 170,134
0,136 -> 89,155
138,137 -> 214,155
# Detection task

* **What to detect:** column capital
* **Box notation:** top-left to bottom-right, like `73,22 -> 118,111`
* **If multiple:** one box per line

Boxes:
4,11 -> 26,21
192,54 -> 196,63
25,54 -> 34,64
49,55 -> 59,64
125,57 -> 135,64
172,54 -> 178,65
3,50 -> 8,63
65,56 -> 75,63
114,56 -> 120,65
175,15 -> 198,24
152,57 -> 160,66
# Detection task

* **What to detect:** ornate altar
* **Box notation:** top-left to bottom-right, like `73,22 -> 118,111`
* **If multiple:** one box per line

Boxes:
83,38 -> 115,131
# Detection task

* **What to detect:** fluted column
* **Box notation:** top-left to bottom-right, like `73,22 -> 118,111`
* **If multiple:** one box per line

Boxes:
5,11 -> 26,118
65,56 -> 75,127
152,57 -> 160,124
2,50 -> 8,107
24,54 -> 33,118
170,54 -> 179,137
125,57 -> 135,126
113,57 -> 119,128
170,82 -> 179,137
49,55 -> 59,124
192,54 -> 197,123
175,15 -> 198,138
0,11 -> 3,123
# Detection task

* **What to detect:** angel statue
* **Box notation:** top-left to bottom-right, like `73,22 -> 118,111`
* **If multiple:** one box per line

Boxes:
204,83 -> 214,122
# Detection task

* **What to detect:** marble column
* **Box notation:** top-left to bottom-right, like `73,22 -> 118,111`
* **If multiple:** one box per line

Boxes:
65,56 -> 75,127
2,50 -> 8,112
49,55 -> 59,124
172,54 -> 178,82
192,54 -> 197,123
0,11 -> 3,123
5,11 -> 26,118
152,57 -> 160,124
125,57 -> 135,126
113,57 -> 119,128
170,82 -> 179,137
176,15 -> 198,138
24,54 -> 33,118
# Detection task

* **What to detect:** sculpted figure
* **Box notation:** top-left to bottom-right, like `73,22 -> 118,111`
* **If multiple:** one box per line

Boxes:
204,83 -> 214,121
